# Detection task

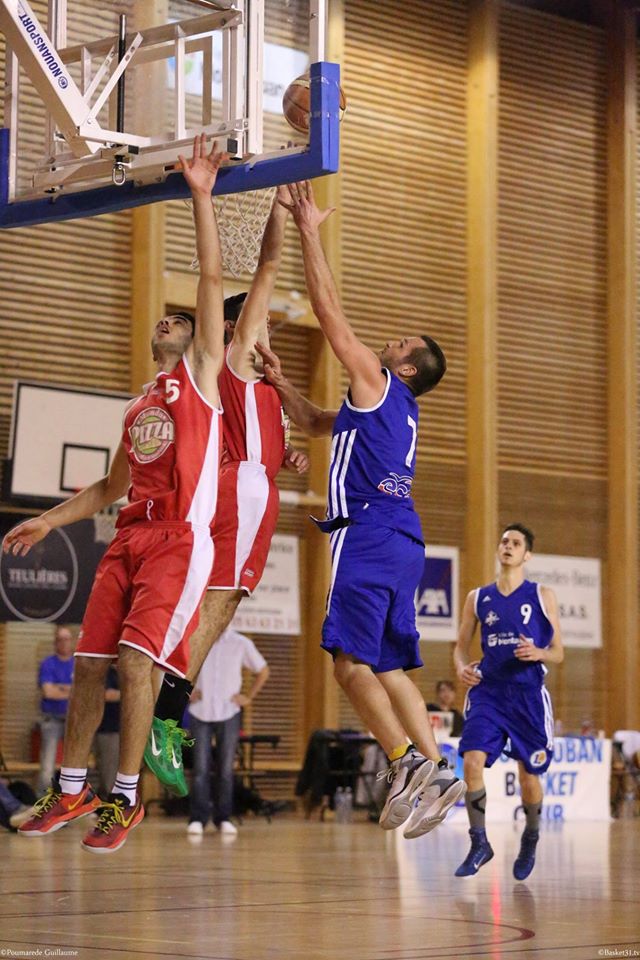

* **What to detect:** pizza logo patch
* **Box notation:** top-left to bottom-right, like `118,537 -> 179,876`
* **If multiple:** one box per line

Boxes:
129,406 -> 175,463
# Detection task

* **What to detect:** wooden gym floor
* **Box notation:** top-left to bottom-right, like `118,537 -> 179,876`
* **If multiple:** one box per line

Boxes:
1,816 -> 639,960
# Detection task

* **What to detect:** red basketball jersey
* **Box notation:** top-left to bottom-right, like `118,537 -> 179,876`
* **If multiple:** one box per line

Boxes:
219,349 -> 286,479
118,356 -> 222,527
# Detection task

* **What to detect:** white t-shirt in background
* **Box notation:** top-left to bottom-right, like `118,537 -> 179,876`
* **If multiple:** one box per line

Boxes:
189,628 -> 267,723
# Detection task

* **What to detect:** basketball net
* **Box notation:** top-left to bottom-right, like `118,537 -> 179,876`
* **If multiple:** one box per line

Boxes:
93,504 -> 119,545
189,187 -> 277,278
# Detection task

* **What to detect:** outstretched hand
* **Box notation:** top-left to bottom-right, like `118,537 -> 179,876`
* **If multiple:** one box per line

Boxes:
2,516 -> 51,557
178,133 -> 228,197
278,180 -> 335,232
255,342 -> 288,390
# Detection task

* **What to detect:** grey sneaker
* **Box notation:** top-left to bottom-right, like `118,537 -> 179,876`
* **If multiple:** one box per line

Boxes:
403,759 -> 467,839
377,748 -> 437,830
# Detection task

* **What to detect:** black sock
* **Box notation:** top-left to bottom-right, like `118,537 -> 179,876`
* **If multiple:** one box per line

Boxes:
465,788 -> 487,830
524,801 -> 542,832
155,675 -> 193,723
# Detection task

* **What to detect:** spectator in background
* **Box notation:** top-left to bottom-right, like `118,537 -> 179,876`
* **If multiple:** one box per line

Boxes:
427,679 -> 464,737
93,666 -> 120,798
187,627 -> 270,837
37,626 -> 74,793
0,779 -> 35,831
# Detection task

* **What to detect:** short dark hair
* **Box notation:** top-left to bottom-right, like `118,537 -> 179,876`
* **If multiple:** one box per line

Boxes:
436,679 -> 455,694
501,523 -> 535,552
405,335 -> 447,397
224,292 -> 248,324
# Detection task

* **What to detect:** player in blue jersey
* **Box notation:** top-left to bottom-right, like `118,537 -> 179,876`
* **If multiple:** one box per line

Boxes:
255,180 -> 466,839
453,523 -> 564,879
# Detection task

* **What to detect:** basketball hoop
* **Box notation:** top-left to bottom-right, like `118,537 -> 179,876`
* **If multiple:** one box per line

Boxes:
188,187 -> 277,278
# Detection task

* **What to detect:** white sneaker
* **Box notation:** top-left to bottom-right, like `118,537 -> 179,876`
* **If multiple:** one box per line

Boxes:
187,821 -> 204,836
403,762 -> 467,839
217,820 -> 238,835
377,748 -> 437,830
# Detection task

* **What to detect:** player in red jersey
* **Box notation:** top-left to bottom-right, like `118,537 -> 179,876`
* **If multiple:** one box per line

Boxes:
2,134 -> 227,853
145,187 -> 308,796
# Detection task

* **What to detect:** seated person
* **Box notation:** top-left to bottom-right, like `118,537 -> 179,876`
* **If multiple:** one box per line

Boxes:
426,679 -> 464,737
0,779 -> 35,831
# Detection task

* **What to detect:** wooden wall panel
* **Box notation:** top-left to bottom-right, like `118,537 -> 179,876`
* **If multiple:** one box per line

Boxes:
341,0 -> 468,556
499,5 -> 607,481
498,5 -> 608,731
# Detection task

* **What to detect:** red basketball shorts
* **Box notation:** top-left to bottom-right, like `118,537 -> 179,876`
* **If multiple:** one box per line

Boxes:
209,461 -> 279,595
76,521 -> 213,677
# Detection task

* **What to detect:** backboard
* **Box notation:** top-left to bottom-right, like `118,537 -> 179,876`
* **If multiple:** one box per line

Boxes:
5,380 -> 131,504
0,0 -> 340,227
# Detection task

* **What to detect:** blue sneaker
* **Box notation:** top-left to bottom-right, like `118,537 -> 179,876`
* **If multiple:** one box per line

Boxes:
513,828 -> 539,880
455,827 -> 494,877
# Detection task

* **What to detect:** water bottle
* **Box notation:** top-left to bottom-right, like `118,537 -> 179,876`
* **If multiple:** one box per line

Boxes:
343,787 -> 353,823
335,786 -> 345,823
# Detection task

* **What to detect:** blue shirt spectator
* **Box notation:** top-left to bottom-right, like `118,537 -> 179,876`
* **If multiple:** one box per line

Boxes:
39,628 -> 74,717
37,627 -> 74,793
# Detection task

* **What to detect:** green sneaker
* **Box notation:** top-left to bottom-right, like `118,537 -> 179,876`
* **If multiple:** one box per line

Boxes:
143,717 -> 194,797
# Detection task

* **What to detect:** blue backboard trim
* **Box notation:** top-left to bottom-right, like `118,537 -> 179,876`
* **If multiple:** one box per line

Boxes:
0,61 -> 340,229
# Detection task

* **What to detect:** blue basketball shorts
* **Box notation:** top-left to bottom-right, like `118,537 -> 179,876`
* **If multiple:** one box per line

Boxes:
458,680 -> 555,774
321,522 -> 424,673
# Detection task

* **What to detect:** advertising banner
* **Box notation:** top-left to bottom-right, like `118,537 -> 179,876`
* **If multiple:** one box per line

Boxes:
440,736 -> 611,823
524,554 -> 602,648
416,545 -> 459,642
232,534 -> 300,636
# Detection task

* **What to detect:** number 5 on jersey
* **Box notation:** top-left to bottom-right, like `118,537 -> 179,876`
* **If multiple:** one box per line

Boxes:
166,379 -> 181,404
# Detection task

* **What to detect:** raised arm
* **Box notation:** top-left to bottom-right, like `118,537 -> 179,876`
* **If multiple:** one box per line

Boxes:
228,187 -> 290,379
255,342 -> 337,438
453,590 -> 482,687
2,441 -> 130,557
181,134 -> 227,406
281,181 -> 386,408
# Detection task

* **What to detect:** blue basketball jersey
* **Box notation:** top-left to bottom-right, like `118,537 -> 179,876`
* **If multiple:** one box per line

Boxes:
475,580 -> 554,687
316,368 -> 423,543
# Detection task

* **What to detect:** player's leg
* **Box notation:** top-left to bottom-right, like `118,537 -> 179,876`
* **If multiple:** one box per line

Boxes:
513,765 -> 543,880
147,588 -> 243,794
366,533 -> 465,839
324,526 -> 438,830
19,539 -> 128,838
333,653 -> 437,830
376,669 -> 467,839
80,644 -> 152,854
187,589 -> 244,681
376,670 -> 441,760
20,657 -> 110,836
212,712 -> 242,834
507,684 -> 552,879
454,749 -> 495,876
188,715 -> 214,834
333,654 -> 407,754
454,686 -> 508,875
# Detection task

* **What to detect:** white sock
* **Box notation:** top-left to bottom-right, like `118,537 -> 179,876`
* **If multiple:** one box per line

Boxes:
59,767 -> 87,795
112,772 -> 139,806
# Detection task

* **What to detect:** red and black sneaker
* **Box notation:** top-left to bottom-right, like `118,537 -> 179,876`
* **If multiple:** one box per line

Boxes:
19,778 -> 101,836
81,793 -> 145,854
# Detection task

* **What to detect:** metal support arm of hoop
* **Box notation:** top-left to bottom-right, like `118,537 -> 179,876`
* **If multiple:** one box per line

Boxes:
0,61 -> 340,228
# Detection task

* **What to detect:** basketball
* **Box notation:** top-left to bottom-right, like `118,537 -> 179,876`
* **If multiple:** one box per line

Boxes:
282,73 -> 346,134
